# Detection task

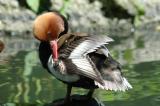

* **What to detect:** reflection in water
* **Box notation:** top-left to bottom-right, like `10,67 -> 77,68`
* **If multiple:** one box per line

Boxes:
0,30 -> 160,106
23,51 -> 39,103
1,97 -> 105,106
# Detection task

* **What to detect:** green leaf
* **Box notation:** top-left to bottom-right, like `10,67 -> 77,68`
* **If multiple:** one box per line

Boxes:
26,0 -> 40,13
59,0 -> 70,17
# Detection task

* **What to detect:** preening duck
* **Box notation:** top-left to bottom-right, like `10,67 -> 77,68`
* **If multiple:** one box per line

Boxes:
33,12 -> 132,102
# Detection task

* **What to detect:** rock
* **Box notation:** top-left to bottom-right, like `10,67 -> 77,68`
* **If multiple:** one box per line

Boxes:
0,0 -> 36,37
0,0 -> 134,38
115,0 -> 160,25
51,0 -> 133,36
66,0 -> 110,34
44,95 -> 105,106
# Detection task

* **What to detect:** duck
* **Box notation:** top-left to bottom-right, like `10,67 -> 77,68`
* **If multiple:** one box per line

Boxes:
0,40 -> 4,53
33,12 -> 132,102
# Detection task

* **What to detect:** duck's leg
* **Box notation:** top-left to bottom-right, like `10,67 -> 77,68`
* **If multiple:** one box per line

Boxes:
76,89 -> 94,101
64,84 -> 72,103
86,89 -> 95,99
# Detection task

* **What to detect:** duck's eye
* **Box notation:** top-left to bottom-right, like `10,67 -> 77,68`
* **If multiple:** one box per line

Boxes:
47,31 -> 51,36
47,31 -> 52,40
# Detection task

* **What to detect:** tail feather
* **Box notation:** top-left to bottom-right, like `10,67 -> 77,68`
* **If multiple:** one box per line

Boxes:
95,77 -> 132,91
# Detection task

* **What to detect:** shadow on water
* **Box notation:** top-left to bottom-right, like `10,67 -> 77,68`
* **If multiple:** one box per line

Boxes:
1,96 -> 104,106
45,95 -> 105,106
0,29 -> 160,106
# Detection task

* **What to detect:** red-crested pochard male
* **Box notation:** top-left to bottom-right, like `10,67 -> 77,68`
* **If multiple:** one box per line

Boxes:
33,12 -> 132,103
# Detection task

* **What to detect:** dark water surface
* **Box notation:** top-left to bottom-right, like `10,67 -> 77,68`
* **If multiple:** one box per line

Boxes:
0,30 -> 160,106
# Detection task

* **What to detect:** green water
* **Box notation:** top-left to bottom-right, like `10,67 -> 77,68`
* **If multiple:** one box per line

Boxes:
0,31 -> 160,106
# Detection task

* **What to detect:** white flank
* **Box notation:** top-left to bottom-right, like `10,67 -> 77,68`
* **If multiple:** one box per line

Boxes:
47,56 -> 79,82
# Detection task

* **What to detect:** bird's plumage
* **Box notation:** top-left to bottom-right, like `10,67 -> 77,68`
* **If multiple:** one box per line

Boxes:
42,33 -> 132,91
35,12 -> 132,104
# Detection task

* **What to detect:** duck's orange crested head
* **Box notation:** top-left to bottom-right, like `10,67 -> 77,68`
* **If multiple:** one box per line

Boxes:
33,12 -> 68,61
33,12 -> 68,41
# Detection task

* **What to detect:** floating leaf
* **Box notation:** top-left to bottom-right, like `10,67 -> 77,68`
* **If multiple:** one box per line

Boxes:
26,0 -> 40,13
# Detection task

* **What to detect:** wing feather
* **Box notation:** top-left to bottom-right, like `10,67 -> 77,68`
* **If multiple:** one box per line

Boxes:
70,57 -> 104,85
69,35 -> 113,58
58,33 -> 114,86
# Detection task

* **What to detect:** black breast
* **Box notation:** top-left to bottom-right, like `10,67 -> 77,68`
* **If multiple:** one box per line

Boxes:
39,41 -> 52,70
